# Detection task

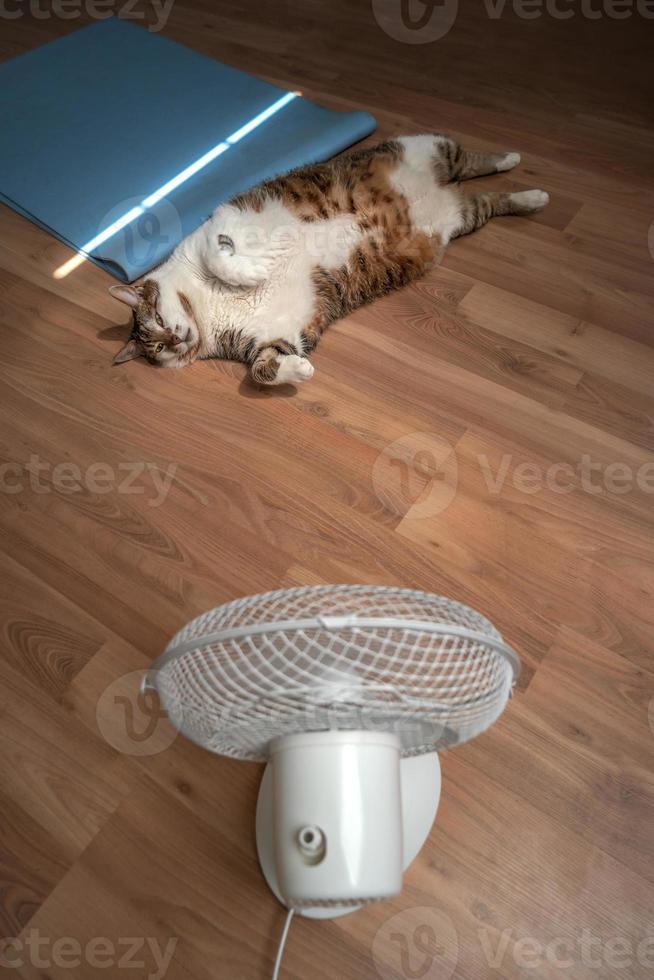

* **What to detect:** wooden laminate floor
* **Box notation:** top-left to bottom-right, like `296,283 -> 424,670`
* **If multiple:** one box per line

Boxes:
1,2 -> 653,978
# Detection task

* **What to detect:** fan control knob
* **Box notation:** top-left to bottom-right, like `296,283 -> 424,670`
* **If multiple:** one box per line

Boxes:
297,825 -> 326,864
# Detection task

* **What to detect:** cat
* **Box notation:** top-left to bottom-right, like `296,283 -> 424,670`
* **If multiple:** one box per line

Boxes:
110,134 -> 549,384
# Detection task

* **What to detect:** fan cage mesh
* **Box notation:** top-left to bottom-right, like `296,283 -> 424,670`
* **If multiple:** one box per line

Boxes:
148,586 -> 519,761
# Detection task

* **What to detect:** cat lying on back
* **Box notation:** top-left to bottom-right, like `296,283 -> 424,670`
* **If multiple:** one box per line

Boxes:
110,134 -> 549,384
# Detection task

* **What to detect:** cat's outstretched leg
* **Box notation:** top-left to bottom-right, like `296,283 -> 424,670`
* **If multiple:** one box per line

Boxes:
452,189 -> 549,238
250,341 -> 314,386
435,137 -> 522,182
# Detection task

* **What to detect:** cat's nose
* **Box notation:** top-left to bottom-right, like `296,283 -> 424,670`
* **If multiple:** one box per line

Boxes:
170,334 -> 183,347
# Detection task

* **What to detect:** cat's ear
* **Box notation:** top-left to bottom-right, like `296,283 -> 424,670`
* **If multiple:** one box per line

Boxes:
108,284 -> 142,309
113,339 -> 143,365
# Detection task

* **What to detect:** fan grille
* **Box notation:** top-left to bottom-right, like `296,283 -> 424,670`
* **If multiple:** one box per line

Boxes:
148,586 -> 519,761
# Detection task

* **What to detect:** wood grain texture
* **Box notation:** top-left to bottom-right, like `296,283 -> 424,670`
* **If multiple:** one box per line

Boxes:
1,2 -> 653,978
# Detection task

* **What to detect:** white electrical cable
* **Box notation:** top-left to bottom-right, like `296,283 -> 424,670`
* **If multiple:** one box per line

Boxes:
272,908 -> 294,980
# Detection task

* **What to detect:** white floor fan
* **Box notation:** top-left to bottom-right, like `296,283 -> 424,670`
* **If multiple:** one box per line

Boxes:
144,586 -> 520,976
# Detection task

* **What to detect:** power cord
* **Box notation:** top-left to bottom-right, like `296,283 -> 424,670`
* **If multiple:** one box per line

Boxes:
271,908 -> 295,980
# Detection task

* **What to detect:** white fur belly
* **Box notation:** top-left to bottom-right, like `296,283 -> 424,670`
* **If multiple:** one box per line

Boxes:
392,135 -> 462,244
245,257 -> 315,347
406,183 -> 462,244
218,209 -> 365,348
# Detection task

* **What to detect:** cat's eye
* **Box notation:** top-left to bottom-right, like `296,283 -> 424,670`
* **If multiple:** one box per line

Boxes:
155,343 -> 165,353
218,234 -> 235,254
155,313 -> 164,326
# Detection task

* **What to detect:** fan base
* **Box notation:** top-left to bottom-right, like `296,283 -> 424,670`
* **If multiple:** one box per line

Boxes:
255,751 -> 441,919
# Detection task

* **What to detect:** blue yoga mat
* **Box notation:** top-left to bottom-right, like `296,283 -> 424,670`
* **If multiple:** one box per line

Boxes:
0,19 -> 376,282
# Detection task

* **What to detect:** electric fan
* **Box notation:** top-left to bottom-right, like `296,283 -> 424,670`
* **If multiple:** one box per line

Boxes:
144,586 -> 519,962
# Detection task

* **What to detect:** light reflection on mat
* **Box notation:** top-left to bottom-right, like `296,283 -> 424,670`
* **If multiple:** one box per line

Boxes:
53,92 -> 298,280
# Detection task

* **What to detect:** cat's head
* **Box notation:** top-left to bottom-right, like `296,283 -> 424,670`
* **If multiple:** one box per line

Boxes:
109,279 -> 199,368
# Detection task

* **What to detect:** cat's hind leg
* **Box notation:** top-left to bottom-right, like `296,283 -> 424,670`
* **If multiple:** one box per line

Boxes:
250,341 -> 314,386
435,137 -> 522,182
452,189 -> 549,238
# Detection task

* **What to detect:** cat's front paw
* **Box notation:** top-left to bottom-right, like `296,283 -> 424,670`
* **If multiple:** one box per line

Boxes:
275,355 -> 314,385
234,255 -> 276,287
211,252 -> 275,288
